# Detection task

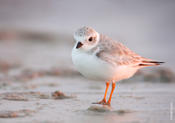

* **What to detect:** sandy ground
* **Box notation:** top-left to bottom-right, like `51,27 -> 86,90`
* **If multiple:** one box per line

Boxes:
0,76 -> 175,123
0,41 -> 175,123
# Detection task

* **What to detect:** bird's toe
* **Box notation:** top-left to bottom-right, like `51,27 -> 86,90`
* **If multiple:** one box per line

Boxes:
92,99 -> 107,105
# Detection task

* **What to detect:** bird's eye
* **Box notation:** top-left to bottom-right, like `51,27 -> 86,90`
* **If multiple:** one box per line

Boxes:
88,37 -> 93,42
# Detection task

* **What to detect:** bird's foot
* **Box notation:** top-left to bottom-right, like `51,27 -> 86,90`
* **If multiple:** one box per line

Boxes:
104,102 -> 111,106
92,99 -> 110,105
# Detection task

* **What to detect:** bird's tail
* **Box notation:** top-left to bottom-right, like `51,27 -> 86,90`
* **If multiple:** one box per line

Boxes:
139,60 -> 165,67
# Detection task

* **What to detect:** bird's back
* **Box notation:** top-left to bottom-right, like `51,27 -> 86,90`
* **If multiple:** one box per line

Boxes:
95,34 -> 163,68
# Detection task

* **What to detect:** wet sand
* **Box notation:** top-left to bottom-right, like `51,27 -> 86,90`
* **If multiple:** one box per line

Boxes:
0,76 -> 175,123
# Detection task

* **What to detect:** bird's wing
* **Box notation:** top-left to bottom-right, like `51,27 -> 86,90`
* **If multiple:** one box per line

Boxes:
96,35 -> 163,67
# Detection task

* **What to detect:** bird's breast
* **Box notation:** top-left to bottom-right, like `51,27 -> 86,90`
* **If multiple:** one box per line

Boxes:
72,48 -> 115,81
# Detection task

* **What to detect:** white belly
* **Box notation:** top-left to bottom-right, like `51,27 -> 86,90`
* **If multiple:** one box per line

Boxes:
72,48 -> 138,82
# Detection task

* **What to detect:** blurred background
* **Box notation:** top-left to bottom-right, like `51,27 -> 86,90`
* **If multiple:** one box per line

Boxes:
0,0 -> 175,122
0,0 -> 174,69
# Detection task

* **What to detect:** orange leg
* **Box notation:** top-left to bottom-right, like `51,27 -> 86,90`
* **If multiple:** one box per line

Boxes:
103,82 -> 110,102
92,82 -> 110,104
106,82 -> 116,106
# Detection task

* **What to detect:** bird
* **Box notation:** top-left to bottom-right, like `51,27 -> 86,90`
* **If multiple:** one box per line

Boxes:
71,26 -> 164,106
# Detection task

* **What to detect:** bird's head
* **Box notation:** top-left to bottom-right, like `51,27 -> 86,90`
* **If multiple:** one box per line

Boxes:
73,26 -> 100,51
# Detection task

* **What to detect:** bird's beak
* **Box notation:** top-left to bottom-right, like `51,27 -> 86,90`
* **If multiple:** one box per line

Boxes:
76,42 -> 83,49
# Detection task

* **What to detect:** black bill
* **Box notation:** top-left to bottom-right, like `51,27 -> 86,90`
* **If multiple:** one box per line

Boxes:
76,42 -> 83,49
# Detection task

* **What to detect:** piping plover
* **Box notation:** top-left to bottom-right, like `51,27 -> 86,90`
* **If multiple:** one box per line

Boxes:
72,26 -> 164,106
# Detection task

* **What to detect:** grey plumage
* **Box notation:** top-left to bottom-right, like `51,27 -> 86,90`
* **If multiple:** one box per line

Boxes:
93,34 -> 163,67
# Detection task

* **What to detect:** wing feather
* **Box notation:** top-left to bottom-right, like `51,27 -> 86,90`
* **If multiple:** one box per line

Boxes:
95,34 -> 160,67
